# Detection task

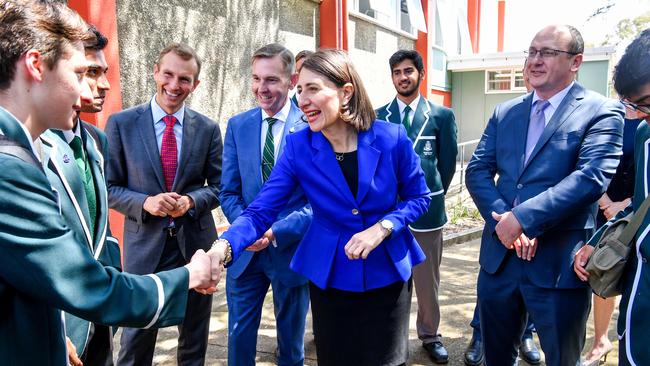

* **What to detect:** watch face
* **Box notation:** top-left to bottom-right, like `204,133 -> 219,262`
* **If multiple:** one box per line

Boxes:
382,220 -> 393,230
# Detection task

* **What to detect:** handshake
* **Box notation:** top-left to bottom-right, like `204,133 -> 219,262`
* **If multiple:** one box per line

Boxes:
183,239 -> 232,295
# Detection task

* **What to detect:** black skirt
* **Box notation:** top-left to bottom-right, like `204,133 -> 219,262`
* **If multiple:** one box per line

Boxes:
309,278 -> 412,366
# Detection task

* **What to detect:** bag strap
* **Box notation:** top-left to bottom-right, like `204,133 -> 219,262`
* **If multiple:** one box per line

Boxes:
0,134 -> 41,168
619,194 -> 650,244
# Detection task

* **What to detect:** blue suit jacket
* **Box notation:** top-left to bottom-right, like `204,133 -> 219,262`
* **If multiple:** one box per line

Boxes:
221,120 -> 430,292
220,103 -> 311,287
466,83 -> 624,289
106,103 -> 222,274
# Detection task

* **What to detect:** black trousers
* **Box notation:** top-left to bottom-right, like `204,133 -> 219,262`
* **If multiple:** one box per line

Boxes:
116,237 -> 213,366
309,278 -> 412,366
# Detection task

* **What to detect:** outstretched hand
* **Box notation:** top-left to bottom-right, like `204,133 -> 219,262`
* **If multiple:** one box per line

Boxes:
184,249 -> 221,295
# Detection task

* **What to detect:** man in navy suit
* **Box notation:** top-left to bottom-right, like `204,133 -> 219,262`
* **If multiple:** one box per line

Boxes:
220,43 -> 311,366
107,43 -> 222,366
466,25 -> 624,366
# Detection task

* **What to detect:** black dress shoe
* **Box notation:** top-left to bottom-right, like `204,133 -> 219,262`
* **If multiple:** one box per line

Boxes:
423,341 -> 449,364
519,337 -> 541,365
464,335 -> 484,366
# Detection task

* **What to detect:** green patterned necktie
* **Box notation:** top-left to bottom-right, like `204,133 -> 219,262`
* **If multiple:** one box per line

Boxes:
262,117 -> 277,182
402,105 -> 412,130
69,135 -> 97,235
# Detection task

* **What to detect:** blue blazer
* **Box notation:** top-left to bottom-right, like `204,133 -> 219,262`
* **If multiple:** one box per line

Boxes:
220,103 -> 311,287
466,83 -> 624,289
221,120 -> 430,292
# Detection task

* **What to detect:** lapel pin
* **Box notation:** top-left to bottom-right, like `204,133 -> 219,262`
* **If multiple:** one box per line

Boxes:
289,127 -> 296,133
62,154 -> 70,163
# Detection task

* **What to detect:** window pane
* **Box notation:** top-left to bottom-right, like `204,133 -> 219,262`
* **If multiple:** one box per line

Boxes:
359,0 -> 375,17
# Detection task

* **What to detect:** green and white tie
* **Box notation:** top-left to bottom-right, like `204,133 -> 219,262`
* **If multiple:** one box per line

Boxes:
262,117 -> 277,182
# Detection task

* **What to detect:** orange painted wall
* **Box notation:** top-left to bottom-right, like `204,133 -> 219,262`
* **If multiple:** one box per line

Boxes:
68,0 -> 125,245
467,0 -> 481,53
415,0 -> 430,98
497,0 -> 505,52
430,89 -> 452,107
319,0 -> 348,49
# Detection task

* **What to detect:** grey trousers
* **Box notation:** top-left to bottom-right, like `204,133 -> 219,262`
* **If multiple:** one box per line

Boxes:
411,228 -> 443,344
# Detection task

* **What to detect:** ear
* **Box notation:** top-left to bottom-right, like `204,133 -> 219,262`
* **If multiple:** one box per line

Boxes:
191,79 -> 201,92
419,68 -> 426,81
23,49 -> 45,82
289,72 -> 298,90
342,82 -> 354,105
153,63 -> 159,77
570,54 -> 583,73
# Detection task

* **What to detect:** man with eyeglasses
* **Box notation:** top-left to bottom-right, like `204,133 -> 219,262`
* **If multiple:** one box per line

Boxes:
574,28 -> 650,366
466,25 -> 624,366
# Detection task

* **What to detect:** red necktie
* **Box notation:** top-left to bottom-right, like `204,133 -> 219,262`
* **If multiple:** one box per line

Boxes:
161,115 -> 178,192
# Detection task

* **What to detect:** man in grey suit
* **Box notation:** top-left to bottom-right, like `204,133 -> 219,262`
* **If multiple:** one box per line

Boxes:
106,42 -> 223,366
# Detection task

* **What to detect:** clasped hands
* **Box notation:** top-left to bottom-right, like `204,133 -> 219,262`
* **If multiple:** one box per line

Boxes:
491,211 -> 537,261
144,192 -> 194,218
184,242 -> 231,295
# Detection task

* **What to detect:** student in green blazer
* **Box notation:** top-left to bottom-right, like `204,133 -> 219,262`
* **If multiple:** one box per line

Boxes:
39,25 -> 120,366
376,50 -> 458,364
574,29 -> 650,366
0,2 -> 218,365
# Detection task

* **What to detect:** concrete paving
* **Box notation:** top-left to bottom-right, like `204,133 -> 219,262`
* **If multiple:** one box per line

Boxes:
114,238 -> 620,365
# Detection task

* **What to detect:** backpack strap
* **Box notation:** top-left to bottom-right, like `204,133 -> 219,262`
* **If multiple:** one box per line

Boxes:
619,194 -> 650,244
0,134 -> 41,168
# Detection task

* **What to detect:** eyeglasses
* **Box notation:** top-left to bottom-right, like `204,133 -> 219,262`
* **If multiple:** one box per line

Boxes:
621,99 -> 650,115
525,48 -> 579,59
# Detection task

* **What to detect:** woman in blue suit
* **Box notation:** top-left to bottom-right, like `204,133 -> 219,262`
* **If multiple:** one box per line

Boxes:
213,49 -> 430,365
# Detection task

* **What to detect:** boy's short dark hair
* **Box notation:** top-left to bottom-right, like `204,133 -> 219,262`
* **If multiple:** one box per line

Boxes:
388,49 -> 424,73
613,28 -> 650,98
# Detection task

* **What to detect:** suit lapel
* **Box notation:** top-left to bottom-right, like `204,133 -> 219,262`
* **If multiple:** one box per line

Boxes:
40,133 -> 94,250
136,106 -> 166,191
384,99 -> 402,125
515,94 -> 533,177
0,107 -> 33,152
174,109 -> 197,189
279,103 -> 305,154
523,84 -> 583,170
311,132 -> 357,206
81,125 -> 108,257
356,127 -> 380,204
411,98 -> 430,144
245,109 -> 263,190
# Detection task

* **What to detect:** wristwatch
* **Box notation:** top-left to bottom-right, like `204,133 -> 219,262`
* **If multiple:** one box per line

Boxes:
378,219 -> 394,238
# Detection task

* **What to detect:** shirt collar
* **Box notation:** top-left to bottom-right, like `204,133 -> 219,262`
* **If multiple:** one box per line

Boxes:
396,94 -> 421,115
261,96 -> 292,123
61,118 -> 82,144
151,96 -> 185,125
532,81 -> 575,110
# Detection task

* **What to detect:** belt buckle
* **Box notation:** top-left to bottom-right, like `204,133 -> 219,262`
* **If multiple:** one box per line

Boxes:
166,226 -> 178,237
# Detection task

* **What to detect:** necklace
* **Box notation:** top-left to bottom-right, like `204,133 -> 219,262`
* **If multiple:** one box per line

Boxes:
335,152 -> 344,161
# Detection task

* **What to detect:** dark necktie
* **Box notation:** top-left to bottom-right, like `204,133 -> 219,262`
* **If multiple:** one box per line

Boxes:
525,100 -> 551,163
161,115 -> 178,192
402,105 -> 412,130
69,135 -> 97,235
262,117 -> 277,182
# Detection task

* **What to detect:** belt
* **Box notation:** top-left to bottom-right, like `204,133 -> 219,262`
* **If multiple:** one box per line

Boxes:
165,225 -> 178,237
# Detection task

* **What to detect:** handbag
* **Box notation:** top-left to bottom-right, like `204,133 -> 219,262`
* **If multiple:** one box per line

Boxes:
586,195 -> 650,298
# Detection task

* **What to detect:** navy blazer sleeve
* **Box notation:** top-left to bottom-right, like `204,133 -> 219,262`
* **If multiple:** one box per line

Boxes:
219,117 -> 246,222
466,105 -> 514,233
